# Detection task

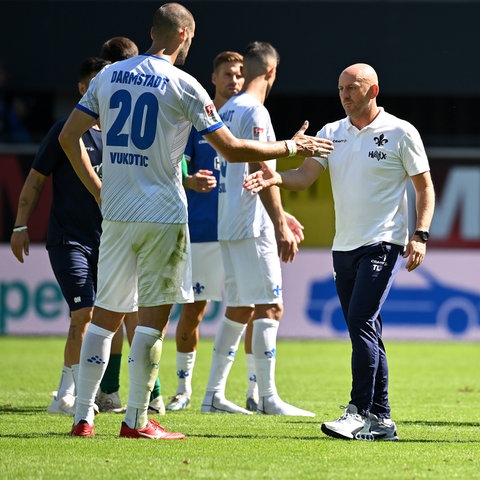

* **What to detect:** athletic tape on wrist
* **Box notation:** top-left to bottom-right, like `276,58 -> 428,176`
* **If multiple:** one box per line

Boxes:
284,139 -> 297,157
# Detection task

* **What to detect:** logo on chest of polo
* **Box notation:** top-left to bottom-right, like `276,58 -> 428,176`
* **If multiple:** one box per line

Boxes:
369,133 -> 389,161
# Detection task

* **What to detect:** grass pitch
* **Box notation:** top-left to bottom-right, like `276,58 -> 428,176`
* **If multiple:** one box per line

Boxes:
0,337 -> 479,479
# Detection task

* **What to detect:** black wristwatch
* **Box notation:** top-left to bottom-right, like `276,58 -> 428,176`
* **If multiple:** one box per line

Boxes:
414,230 -> 430,242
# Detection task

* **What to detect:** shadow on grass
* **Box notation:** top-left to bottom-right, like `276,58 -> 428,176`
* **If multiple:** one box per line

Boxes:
184,432 -> 480,443
0,404 -> 47,415
401,420 -> 480,428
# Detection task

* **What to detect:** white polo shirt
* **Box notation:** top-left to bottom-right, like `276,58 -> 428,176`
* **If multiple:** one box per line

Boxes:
314,108 -> 430,251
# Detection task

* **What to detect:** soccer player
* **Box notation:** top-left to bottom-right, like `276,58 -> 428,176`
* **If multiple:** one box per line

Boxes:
244,63 -> 435,439
168,51 -> 306,413
99,36 -> 139,63
200,41 -> 315,417
60,3 -> 331,439
97,35 -> 166,416
10,57 -> 111,416
166,51 -> 245,412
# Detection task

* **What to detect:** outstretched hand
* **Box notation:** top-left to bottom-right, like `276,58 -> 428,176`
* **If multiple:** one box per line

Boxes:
291,120 -> 334,158
243,162 -> 279,193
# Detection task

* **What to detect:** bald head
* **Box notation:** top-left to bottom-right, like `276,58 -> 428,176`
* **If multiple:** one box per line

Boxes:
340,63 -> 378,89
338,63 -> 380,128
149,2 -> 195,65
152,2 -> 195,36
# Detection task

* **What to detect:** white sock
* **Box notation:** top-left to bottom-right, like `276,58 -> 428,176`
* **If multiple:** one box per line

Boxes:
252,318 -> 279,398
176,351 -> 196,396
74,324 -> 114,425
124,326 -> 163,430
56,365 -> 75,399
245,353 -> 258,399
205,317 -> 246,394
71,364 -> 79,394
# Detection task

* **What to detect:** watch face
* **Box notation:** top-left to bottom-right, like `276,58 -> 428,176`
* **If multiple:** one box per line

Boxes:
416,230 -> 429,242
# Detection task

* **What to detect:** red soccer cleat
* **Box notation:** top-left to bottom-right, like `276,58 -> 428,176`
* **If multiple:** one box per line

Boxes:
119,418 -> 185,440
70,420 -> 94,437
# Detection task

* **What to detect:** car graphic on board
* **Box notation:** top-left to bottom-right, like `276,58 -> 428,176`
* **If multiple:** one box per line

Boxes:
306,268 -> 480,335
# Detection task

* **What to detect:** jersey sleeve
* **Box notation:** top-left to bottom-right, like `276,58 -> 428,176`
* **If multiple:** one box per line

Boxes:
180,76 -> 223,136
76,70 -> 103,119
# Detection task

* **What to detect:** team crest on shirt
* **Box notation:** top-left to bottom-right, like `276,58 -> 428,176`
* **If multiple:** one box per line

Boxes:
253,126 -> 264,139
374,133 -> 388,146
369,133 -> 389,161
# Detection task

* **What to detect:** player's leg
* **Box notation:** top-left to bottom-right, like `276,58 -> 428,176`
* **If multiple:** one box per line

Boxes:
168,242 -> 224,411
236,234 -> 314,417
201,305 -> 253,414
119,222 -> 188,439
253,305 -> 314,417
244,319 -> 258,411
47,244 -> 95,416
96,325 -> 125,414
201,240 -> 252,414
71,220 -> 135,435
166,299 -> 206,411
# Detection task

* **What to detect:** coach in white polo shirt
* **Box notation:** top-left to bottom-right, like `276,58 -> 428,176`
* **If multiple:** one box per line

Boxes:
244,63 -> 435,441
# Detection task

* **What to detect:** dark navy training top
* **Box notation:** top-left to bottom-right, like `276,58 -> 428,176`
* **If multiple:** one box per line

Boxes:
32,119 -> 103,249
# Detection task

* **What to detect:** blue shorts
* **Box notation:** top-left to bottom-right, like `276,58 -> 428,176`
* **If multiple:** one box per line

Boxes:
47,242 -> 98,312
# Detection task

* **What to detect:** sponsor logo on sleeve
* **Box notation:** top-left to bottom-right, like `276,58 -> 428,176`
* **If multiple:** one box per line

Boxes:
253,126 -> 264,139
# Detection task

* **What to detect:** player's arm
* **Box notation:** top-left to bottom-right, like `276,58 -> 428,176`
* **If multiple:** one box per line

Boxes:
247,161 -> 297,263
403,171 -> 435,272
244,157 -> 325,193
204,121 -> 333,163
58,109 -> 102,203
10,168 -> 47,263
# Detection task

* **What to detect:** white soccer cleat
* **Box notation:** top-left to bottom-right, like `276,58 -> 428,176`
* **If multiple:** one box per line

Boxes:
257,395 -> 315,417
47,393 -> 76,416
201,391 -> 253,414
321,404 -> 373,441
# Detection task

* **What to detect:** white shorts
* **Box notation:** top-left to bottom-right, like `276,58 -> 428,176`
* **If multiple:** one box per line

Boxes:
220,235 -> 282,307
96,220 -> 193,312
191,242 -> 224,301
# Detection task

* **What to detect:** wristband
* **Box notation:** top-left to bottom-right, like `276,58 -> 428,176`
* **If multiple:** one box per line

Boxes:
284,139 -> 297,157
13,226 -> 28,233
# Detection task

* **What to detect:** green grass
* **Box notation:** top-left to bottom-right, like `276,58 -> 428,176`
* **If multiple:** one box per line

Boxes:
0,337 -> 479,479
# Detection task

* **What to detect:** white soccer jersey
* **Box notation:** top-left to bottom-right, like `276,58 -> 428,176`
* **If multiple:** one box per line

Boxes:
77,54 -> 223,223
314,108 -> 430,251
217,92 -> 276,240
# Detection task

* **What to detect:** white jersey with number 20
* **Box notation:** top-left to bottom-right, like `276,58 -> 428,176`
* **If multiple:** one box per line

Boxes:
77,54 -> 223,224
